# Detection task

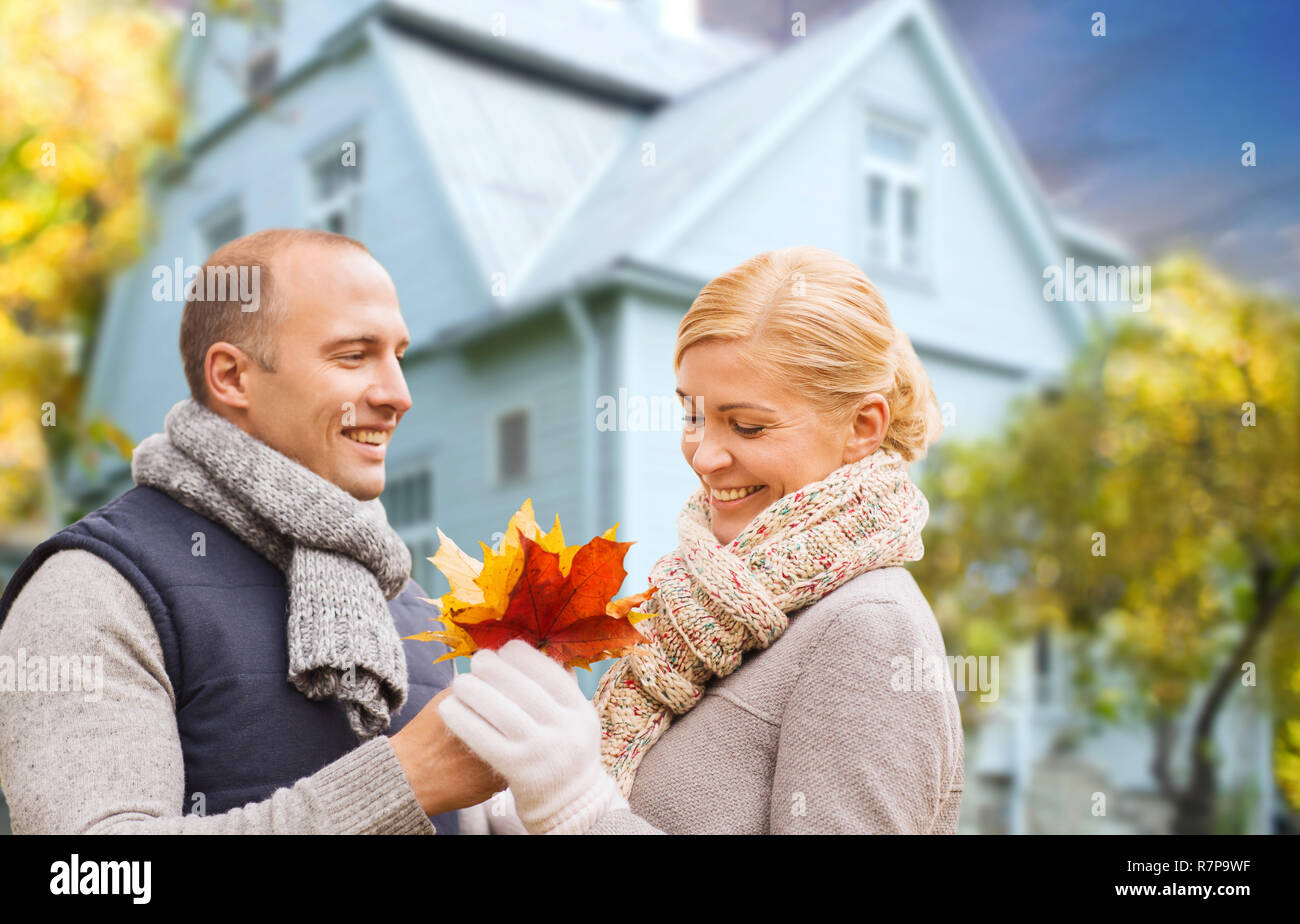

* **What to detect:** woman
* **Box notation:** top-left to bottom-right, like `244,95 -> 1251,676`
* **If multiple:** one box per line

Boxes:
439,246 -> 963,834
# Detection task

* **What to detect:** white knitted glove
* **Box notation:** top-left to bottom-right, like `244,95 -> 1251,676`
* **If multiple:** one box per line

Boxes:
458,789 -> 529,835
437,640 -> 628,835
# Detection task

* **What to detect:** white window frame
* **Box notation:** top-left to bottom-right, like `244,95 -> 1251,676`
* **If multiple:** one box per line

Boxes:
302,128 -> 363,236
860,108 -> 931,278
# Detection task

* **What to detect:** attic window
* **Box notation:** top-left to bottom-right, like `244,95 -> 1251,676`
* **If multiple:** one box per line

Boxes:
307,138 -> 363,234
863,115 -> 926,273
868,122 -> 920,163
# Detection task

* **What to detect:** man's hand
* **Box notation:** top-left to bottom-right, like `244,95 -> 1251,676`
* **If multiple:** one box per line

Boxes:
390,687 -> 507,817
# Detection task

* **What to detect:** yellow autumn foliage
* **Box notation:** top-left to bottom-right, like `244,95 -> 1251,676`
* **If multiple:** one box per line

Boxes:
0,0 -> 180,524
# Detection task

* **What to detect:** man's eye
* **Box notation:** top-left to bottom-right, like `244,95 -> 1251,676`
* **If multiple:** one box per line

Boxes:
342,353 -> 364,361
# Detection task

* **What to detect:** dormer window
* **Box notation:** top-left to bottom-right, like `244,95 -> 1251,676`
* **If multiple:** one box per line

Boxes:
306,136 -> 363,234
863,114 -> 927,273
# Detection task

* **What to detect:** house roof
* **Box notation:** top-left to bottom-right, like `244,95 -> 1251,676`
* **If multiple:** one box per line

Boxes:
384,0 -> 765,102
378,0 -> 1132,322
506,0 -> 905,306
374,0 -> 1128,335
375,0 -> 777,296
377,22 -> 640,292
178,0 -> 1133,341
1054,212 -> 1137,264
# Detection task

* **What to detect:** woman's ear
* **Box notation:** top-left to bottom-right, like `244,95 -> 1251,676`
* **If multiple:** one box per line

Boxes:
842,393 -> 890,463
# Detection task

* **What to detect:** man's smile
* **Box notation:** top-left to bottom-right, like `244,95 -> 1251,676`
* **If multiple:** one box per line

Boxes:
341,426 -> 391,458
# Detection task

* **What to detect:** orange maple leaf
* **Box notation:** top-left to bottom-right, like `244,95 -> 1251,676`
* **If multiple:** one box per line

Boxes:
404,500 -> 655,670
455,534 -> 648,670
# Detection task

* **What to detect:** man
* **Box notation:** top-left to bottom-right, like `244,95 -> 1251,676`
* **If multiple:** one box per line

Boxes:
0,228 -> 503,833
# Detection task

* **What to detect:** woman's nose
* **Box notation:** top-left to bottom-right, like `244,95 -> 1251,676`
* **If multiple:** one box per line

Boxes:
690,431 -> 732,473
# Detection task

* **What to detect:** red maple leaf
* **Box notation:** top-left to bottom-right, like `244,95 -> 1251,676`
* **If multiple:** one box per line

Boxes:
459,534 -> 648,669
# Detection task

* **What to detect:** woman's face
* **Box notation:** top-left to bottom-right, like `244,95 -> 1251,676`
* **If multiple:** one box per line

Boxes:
676,339 -> 890,546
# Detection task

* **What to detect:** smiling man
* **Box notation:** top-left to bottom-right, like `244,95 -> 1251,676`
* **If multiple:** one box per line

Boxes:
0,229 -> 504,833
185,235 -> 409,500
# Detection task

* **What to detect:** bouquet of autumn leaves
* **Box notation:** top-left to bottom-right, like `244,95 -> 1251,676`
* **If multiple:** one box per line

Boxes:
404,500 -> 656,670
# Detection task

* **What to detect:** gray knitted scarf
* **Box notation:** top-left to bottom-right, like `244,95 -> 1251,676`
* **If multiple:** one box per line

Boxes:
130,398 -> 413,741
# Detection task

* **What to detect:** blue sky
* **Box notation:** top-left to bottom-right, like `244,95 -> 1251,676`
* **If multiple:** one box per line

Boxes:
935,0 -> 1300,294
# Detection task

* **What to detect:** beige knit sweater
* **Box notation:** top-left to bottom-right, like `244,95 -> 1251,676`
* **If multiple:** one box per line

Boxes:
583,563 -> 964,835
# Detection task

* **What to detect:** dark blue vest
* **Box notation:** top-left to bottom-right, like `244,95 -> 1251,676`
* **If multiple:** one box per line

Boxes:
0,485 -> 459,834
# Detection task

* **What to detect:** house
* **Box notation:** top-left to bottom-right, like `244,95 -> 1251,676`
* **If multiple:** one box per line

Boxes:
43,0 -> 1274,833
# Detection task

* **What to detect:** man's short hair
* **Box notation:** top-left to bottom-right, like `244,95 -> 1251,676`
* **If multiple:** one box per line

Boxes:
179,228 -> 370,404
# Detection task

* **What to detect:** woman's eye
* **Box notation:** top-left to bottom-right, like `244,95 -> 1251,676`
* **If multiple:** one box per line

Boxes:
342,353 -> 364,361
733,423 -> 765,436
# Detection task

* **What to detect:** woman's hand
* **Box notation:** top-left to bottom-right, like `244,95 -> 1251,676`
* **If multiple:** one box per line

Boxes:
436,640 -> 628,835
458,788 -> 529,835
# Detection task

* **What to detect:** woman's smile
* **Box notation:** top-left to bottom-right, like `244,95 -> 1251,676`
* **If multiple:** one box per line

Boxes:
709,483 -> 768,509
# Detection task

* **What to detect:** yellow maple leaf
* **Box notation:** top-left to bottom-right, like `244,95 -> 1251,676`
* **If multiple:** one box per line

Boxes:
475,540 -> 525,613
431,528 -> 485,606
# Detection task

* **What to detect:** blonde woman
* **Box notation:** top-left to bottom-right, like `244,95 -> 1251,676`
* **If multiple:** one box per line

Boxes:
439,246 -> 963,835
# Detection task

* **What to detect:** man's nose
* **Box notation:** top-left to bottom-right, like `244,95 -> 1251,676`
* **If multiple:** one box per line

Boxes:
370,354 -> 412,416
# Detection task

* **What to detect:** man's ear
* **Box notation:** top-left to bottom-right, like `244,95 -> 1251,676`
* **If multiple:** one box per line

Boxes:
205,341 -> 253,411
842,393 -> 891,464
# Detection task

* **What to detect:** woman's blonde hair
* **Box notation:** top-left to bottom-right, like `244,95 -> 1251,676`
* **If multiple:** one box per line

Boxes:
674,245 -> 942,461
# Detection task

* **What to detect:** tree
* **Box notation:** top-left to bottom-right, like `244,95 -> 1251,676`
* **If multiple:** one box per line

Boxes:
912,255 -> 1300,834
0,0 -> 180,526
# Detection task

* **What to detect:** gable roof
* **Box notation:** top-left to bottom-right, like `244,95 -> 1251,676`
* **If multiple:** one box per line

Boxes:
173,0 -> 1132,341
376,0 -> 769,292
376,22 -> 639,290
385,0 -> 765,103
508,0 -> 906,305
476,0 -> 1130,338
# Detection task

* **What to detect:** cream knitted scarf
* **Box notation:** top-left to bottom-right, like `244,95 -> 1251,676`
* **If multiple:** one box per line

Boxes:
593,447 -> 929,797
130,398 -> 413,742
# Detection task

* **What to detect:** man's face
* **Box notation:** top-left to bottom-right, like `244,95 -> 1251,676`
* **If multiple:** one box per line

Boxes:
238,242 -> 412,500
